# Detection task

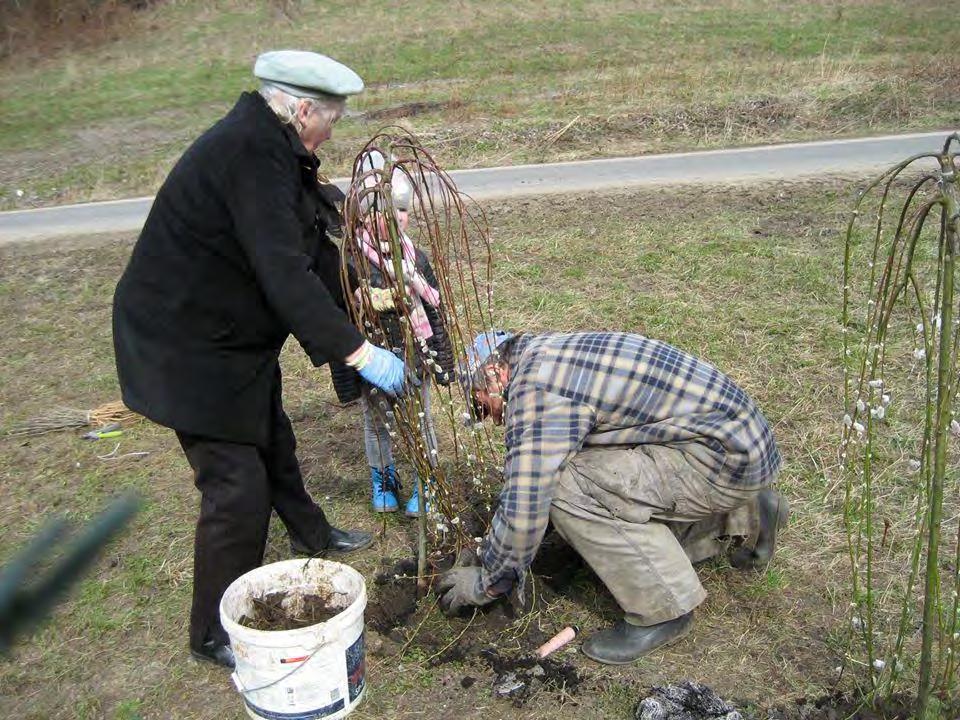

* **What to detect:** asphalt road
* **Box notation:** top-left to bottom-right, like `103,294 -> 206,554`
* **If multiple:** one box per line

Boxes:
0,131 -> 952,245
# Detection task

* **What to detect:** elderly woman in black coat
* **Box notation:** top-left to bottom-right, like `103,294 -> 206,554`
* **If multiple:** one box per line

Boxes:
112,51 -> 404,668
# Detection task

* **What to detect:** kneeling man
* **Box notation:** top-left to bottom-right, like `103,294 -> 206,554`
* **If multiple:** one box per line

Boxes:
438,331 -> 787,664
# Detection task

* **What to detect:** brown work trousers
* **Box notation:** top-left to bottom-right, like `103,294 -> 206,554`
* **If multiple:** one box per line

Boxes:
549,444 -> 767,626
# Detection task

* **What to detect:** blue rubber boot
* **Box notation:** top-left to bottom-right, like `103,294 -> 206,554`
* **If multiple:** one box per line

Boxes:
371,465 -> 399,513
405,478 -> 430,518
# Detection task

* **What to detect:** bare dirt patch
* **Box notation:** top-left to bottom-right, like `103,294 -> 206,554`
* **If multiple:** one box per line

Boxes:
361,100 -> 465,122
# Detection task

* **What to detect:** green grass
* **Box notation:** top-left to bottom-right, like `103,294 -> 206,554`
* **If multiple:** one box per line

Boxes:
0,179 -> 864,718
1,0 -> 958,209
114,699 -> 145,720
743,567 -> 791,599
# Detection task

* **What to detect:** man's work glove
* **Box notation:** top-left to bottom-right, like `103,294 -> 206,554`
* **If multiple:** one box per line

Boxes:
436,566 -> 498,616
347,341 -> 407,396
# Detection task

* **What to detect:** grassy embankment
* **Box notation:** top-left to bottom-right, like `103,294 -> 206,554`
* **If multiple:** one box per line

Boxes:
1,0 -> 958,210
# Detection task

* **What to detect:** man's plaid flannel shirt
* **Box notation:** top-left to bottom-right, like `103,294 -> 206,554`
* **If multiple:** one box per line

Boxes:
479,332 -> 781,594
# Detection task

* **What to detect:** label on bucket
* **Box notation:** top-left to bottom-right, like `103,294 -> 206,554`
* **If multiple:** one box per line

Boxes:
346,633 -> 365,703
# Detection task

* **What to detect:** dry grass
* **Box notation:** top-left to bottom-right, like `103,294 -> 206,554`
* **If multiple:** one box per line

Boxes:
0,177 -> 877,718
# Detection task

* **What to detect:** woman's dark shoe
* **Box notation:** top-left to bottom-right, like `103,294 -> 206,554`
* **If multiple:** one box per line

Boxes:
326,527 -> 373,553
730,488 -> 789,570
581,612 -> 693,665
290,527 -> 373,556
190,640 -> 235,669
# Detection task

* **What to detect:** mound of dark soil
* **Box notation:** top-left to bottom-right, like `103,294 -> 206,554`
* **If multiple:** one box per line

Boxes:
367,557 -> 421,634
482,648 -> 581,707
366,535 -> 581,638
363,545 -> 586,707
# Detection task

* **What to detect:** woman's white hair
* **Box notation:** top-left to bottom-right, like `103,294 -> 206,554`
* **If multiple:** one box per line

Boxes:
258,82 -> 344,133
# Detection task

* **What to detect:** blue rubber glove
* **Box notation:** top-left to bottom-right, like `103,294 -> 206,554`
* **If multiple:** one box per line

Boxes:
350,342 -> 407,396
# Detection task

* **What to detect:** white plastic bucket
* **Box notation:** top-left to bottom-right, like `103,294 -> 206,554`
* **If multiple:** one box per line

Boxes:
220,559 -> 367,720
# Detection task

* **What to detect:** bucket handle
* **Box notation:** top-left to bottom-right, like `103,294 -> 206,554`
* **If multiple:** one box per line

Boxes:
231,642 -> 325,697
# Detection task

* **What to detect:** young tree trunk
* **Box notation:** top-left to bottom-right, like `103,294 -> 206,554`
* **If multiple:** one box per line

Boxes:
918,161 -> 959,720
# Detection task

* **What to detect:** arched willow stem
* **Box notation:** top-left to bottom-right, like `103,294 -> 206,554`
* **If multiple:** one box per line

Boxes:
339,129 -> 501,595
841,132 -> 960,719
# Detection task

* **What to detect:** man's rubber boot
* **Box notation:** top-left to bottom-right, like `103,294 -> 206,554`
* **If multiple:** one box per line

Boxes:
371,465 -> 399,513
405,478 -> 430,517
581,612 -> 694,665
730,487 -> 790,570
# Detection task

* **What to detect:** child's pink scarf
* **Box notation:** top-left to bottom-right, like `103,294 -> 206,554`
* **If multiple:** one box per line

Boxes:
358,228 -> 440,340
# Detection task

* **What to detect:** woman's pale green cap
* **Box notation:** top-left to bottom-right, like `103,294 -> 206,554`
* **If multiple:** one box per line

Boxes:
254,50 -> 364,100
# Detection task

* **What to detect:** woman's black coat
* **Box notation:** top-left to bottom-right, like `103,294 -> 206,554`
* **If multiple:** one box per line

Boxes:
112,91 -> 363,445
